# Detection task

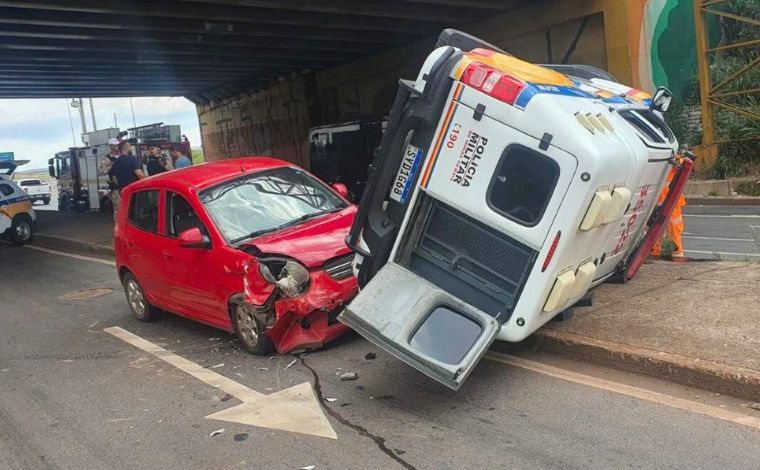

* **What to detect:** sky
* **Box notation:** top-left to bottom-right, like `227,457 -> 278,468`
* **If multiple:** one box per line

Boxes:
0,97 -> 202,170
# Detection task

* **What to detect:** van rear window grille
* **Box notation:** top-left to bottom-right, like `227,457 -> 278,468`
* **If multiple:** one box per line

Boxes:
414,200 -> 537,303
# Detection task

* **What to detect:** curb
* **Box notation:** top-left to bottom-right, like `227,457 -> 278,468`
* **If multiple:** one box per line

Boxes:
688,197 -> 760,206
526,328 -> 760,402
34,233 -> 115,257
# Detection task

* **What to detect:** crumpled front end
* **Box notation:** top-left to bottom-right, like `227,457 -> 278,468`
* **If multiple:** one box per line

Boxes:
243,257 -> 358,354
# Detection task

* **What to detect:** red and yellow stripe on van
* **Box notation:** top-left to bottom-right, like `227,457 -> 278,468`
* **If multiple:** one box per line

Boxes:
420,83 -> 464,188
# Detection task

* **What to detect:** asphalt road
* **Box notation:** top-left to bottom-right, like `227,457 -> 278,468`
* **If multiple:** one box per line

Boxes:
1,245 -> 759,470
682,205 -> 760,261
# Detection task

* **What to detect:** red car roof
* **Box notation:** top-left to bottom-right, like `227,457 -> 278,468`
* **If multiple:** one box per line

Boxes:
127,156 -> 293,192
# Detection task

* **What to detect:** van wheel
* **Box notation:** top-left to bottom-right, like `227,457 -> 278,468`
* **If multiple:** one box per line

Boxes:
231,302 -> 274,355
43,197 -> 50,206
122,272 -> 160,322
10,215 -> 33,245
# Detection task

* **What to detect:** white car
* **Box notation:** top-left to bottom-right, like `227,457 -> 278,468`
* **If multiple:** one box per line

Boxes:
16,178 -> 51,205
0,177 -> 36,245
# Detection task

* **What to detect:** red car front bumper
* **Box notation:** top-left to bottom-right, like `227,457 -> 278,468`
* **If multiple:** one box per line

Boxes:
246,266 -> 358,354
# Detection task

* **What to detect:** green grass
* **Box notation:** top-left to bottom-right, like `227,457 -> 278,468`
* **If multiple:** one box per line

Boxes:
735,181 -> 760,197
191,148 -> 205,165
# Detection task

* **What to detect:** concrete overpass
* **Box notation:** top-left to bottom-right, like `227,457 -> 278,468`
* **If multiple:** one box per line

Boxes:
0,0 -> 528,102
1,0 -> 652,167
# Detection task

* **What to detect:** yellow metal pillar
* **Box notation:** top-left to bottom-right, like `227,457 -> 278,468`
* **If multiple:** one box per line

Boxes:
601,0 -> 633,86
693,0 -> 719,170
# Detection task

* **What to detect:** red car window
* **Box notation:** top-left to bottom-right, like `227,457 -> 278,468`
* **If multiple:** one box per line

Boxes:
128,190 -> 160,233
166,191 -> 208,238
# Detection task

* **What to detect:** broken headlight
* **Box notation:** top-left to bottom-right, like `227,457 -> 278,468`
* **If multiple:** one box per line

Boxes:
258,258 -> 310,298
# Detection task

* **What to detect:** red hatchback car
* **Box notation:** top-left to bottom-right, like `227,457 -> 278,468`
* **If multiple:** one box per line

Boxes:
114,157 -> 358,354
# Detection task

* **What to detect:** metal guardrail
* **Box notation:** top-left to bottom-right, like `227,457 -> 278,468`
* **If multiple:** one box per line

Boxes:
694,0 -> 760,168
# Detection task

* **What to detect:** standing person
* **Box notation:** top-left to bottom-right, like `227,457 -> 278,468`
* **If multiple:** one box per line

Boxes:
145,144 -> 167,176
101,137 -> 121,215
172,148 -> 192,169
110,141 -> 146,221
651,150 -> 687,259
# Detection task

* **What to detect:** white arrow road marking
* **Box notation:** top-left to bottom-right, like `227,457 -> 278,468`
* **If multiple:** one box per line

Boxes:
105,326 -> 337,439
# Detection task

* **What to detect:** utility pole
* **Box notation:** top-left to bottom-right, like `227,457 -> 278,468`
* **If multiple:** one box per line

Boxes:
129,97 -> 137,128
88,98 -> 97,131
65,99 -> 77,147
72,98 -> 87,137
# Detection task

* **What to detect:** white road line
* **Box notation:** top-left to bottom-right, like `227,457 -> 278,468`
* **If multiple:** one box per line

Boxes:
24,245 -> 116,266
684,249 -> 760,258
684,214 -> 760,218
485,352 -> 760,431
104,326 -> 337,439
682,235 -> 755,242
106,326 -> 263,401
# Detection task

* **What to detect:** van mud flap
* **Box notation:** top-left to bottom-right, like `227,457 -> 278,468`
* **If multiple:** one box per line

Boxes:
339,263 -> 500,390
624,156 -> 694,281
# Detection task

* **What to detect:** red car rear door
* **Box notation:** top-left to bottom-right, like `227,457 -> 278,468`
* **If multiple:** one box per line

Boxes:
121,188 -> 170,304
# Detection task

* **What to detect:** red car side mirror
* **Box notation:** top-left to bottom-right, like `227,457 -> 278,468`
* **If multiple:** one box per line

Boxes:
178,227 -> 211,249
331,183 -> 350,199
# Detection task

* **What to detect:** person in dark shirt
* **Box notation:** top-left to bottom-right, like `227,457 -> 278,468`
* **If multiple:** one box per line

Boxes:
145,144 -> 168,176
110,141 -> 146,220
112,141 -> 145,188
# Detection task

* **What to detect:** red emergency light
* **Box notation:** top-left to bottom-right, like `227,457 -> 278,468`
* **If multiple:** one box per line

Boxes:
461,62 -> 525,106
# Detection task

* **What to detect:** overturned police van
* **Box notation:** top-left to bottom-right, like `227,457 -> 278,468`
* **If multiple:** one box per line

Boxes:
339,30 -> 693,390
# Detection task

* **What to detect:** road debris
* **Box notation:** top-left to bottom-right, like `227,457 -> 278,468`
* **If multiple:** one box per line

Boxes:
324,397 -> 338,402
211,363 -> 225,369
284,359 -> 297,370
339,372 -> 358,381
257,367 -> 269,371
298,466 -> 315,470
364,352 -> 377,360
233,433 -> 249,442
269,356 -> 277,361
209,428 -> 225,437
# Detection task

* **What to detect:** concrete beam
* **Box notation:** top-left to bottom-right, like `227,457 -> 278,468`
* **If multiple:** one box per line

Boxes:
0,0 -> 442,34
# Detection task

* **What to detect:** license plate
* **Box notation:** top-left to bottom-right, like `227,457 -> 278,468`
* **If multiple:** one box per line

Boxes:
389,144 -> 423,204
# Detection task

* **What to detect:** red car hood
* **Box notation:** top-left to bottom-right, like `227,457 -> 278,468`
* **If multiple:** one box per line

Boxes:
244,206 -> 357,268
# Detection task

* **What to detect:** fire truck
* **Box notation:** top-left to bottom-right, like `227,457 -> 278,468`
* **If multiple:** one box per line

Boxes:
340,30 -> 692,390
48,124 -> 190,212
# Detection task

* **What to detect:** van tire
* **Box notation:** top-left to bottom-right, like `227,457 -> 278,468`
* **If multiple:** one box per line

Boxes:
43,197 -> 50,206
122,272 -> 160,322
231,301 -> 274,355
10,215 -> 33,245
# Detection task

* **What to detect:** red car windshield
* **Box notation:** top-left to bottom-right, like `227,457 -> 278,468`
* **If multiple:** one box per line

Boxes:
199,167 -> 347,244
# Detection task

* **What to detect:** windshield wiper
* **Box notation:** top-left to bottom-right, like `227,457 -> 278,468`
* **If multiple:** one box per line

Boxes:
230,227 -> 280,244
277,208 -> 342,230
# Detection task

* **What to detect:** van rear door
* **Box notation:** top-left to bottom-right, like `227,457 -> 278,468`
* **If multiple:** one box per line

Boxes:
339,262 -> 500,390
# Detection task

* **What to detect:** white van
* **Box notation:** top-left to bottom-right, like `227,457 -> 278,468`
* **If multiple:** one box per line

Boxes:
0,176 -> 36,245
340,30 -> 692,390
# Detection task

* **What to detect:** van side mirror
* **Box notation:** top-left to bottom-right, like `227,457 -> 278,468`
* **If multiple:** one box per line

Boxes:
331,183 -> 350,199
651,87 -> 673,113
178,227 -> 211,249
